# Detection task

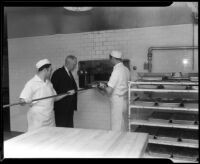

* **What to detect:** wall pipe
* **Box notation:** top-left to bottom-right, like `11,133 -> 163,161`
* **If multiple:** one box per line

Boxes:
192,23 -> 195,70
147,46 -> 198,72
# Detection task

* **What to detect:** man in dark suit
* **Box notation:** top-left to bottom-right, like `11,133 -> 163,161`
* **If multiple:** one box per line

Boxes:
51,55 -> 78,128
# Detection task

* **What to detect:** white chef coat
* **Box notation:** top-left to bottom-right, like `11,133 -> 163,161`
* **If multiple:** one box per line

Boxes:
107,63 -> 130,96
107,62 -> 130,131
20,75 -> 57,132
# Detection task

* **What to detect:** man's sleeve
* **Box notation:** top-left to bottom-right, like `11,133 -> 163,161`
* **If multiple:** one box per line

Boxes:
19,82 -> 33,103
51,70 -> 61,94
107,70 -> 118,89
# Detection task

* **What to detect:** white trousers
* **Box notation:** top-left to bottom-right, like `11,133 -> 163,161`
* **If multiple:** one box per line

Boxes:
110,94 -> 128,132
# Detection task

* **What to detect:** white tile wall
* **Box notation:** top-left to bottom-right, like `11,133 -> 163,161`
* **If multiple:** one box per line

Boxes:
8,24 -> 198,132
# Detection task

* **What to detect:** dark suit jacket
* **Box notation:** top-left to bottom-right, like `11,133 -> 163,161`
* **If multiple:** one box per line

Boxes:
51,66 -> 78,113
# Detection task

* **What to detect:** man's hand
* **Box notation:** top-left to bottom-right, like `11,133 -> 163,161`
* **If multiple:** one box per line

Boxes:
68,89 -> 75,95
96,82 -> 107,95
97,82 -> 107,90
19,98 -> 32,106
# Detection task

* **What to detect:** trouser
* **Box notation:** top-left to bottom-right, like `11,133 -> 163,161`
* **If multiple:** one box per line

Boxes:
110,94 -> 128,131
55,109 -> 74,128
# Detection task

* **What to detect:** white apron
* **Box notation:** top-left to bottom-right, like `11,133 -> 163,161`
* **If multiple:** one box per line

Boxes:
110,94 -> 128,131
27,82 -> 56,132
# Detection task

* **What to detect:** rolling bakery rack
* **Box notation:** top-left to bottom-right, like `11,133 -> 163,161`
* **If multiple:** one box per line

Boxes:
128,72 -> 199,163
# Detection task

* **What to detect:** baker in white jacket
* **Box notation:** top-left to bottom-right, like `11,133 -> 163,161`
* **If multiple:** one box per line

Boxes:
19,59 -> 74,132
98,51 -> 131,131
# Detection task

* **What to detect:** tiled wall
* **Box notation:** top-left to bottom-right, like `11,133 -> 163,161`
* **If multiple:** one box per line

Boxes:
8,24 -> 198,132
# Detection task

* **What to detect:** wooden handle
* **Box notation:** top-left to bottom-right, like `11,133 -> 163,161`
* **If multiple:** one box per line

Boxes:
3,87 -> 95,109
3,102 -> 24,108
3,92 -> 70,109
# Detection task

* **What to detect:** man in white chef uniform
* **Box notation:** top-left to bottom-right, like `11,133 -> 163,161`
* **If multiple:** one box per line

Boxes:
98,51 -> 131,131
19,59 -> 74,132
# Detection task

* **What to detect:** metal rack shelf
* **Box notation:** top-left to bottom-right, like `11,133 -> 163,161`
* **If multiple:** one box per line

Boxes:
130,120 -> 198,130
128,79 -> 199,161
129,81 -> 198,85
130,88 -> 198,93
148,137 -> 198,148
129,105 -> 198,112
143,153 -> 198,163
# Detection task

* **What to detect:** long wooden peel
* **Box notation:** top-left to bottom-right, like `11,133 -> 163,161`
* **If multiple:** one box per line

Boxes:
3,92 -> 70,108
3,87 -> 96,109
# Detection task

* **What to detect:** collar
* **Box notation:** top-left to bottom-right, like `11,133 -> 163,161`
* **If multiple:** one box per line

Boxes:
34,75 -> 44,82
113,62 -> 123,69
33,75 -> 49,84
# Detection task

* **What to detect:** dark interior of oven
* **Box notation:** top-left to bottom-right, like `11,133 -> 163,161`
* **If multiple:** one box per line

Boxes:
77,59 -> 130,88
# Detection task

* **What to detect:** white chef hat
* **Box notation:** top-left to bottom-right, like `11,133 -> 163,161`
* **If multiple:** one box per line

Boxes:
110,50 -> 122,59
36,59 -> 51,69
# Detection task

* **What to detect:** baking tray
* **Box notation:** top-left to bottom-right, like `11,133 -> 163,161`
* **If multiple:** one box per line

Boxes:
147,143 -> 172,158
188,73 -> 198,77
155,127 -> 181,142
135,126 -> 159,137
190,77 -> 198,82
192,86 -> 199,90
137,85 -> 158,89
133,99 -> 184,107
137,72 -> 171,77
179,129 -> 199,143
139,77 -> 163,81
167,77 -> 190,81
130,92 -> 150,99
158,102 -> 181,107
171,113 -> 198,125
149,92 -> 192,100
153,98 -> 184,103
133,101 -> 155,107
148,111 -> 173,123
172,146 -> 199,161
184,103 -> 199,109
163,85 -> 188,90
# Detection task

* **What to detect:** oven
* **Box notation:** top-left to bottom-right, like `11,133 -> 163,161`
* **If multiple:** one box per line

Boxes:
77,59 -> 130,88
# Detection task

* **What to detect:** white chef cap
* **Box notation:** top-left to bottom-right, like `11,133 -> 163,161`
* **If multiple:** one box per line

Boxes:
110,50 -> 122,59
36,59 -> 51,69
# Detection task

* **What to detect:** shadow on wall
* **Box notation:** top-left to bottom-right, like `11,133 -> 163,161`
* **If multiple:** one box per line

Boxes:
6,5 -> 194,38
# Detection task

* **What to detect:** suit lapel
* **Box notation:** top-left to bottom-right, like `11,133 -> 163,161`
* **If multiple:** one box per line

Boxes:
63,66 -> 71,80
63,67 -> 77,90
69,71 -> 77,90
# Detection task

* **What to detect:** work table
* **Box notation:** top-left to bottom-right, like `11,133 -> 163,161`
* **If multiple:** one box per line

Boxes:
4,127 -> 148,158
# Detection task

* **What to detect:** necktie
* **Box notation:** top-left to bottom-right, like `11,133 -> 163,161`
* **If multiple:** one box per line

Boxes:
69,71 -> 73,79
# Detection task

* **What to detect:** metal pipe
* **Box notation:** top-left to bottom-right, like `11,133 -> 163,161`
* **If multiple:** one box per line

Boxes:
192,23 -> 195,70
147,46 -> 198,72
148,46 -> 198,52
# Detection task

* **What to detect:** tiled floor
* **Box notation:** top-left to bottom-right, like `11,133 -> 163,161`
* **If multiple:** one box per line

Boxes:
3,131 -> 24,141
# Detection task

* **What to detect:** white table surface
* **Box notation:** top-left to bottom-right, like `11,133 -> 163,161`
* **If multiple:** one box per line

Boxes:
4,127 -> 148,158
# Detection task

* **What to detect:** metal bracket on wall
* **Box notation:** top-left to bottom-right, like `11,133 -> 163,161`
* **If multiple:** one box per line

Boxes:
147,46 -> 198,72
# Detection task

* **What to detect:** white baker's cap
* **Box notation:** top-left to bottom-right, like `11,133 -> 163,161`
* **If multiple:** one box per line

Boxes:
110,50 -> 122,59
36,59 -> 51,69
